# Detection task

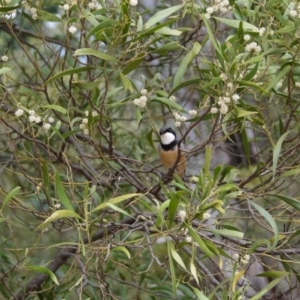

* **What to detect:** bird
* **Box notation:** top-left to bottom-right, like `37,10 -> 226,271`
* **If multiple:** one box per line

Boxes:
158,126 -> 186,178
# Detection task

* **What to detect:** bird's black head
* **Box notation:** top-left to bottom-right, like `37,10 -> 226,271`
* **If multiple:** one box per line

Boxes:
159,126 -> 176,137
159,126 -> 177,146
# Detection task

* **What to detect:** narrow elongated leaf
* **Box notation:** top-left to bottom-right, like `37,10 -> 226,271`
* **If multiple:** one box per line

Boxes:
272,194 -> 300,211
155,27 -> 182,36
0,67 -> 11,75
0,5 -> 22,12
169,242 -> 187,271
2,187 -> 20,210
265,65 -> 292,92
168,194 -> 179,226
234,107 -> 258,117
190,262 -> 199,285
277,22 -> 294,34
156,199 -> 171,227
153,42 -> 180,54
122,52 -> 145,75
37,10 -> 62,22
169,77 -> 200,96
40,105 -> 67,114
119,71 -> 133,92
190,287 -> 209,300
249,278 -> 282,300
87,19 -> 119,38
42,162 -> 51,201
232,270 -> 245,291
25,265 -> 59,285
214,17 -> 259,32
44,67 -> 96,86
202,14 -> 222,57
187,225 -> 213,257
152,97 -> 183,111
111,246 -> 131,259
173,42 -> 201,88
144,5 -> 183,29
272,131 -> 293,178
249,201 -> 278,250
55,173 -> 74,211
210,229 -> 244,239
36,210 -> 82,231
74,48 -> 118,62
256,271 -> 288,278
167,241 -> 177,296
92,193 -> 141,212
106,203 -> 131,217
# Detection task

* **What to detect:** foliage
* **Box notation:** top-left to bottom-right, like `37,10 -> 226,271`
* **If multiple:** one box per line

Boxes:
1,0 -> 300,299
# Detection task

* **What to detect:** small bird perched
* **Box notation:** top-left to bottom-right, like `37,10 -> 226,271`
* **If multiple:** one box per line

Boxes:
158,126 -> 186,178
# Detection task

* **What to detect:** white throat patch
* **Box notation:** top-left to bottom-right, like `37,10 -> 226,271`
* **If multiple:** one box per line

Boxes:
160,132 -> 176,145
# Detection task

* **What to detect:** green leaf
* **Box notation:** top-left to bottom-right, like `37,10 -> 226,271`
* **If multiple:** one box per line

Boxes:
256,271 -> 288,278
152,97 -> 183,111
190,262 -> 199,285
234,107 -> 258,118
62,129 -> 81,139
37,10 -> 62,22
249,201 -> 278,250
173,42 -> 201,88
155,27 -> 182,36
122,52 -> 145,75
272,131 -> 293,178
73,80 -> 101,90
202,14 -> 222,57
156,199 -> 171,227
42,162 -> 51,201
135,107 -> 142,125
144,5 -> 183,29
204,146 -> 212,177
169,242 -> 187,271
168,194 -> 180,226
187,225 -> 213,258
272,194 -> 300,211
43,67 -> 96,86
292,67 -> 300,75
40,105 -> 67,114
210,229 -> 244,239
25,265 -> 59,285
0,67 -> 11,75
55,172 -> 74,211
119,71 -> 133,92
153,42 -> 181,54
92,193 -> 141,212
276,22 -> 294,34
240,126 -> 250,164
106,203 -> 131,217
111,246 -> 131,259
213,17 -> 259,32
237,80 -> 265,92
2,186 -> 20,211
87,19 -> 119,39
249,278 -> 282,300
0,5 -> 22,12
190,287 -> 209,300
265,65 -> 292,92
74,48 -> 118,62
36,210 -> 83,231
169,77 -> 200,96
167,241 -> 177,296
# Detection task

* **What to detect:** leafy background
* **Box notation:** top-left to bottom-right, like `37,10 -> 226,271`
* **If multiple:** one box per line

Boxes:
1,0 -> 300,299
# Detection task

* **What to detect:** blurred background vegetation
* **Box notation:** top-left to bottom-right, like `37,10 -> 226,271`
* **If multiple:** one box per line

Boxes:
1,0 -> 300,299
